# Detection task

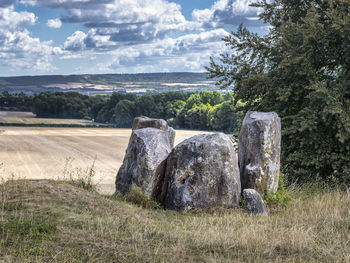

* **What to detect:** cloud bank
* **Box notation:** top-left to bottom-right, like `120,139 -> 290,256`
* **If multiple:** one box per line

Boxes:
0,0 -> 266,74
0,5 -> 60,72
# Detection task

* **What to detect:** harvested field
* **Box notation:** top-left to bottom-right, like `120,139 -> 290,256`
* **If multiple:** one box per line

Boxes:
0,127 -> 205,194
0,111 -> 94,125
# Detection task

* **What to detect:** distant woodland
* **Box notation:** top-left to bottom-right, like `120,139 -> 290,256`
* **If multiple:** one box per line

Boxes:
0,73 -> 218,95
0,91 -> 240,132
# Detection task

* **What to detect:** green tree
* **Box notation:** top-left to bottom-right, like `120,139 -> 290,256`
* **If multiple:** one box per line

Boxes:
135,95 -> 158,117
199,91 -> 223,106
208,101 -> 239,133
206,0 -> 350,183
185,103 -> 212,130
113,100 -> 136,127
185,94 -> 202,109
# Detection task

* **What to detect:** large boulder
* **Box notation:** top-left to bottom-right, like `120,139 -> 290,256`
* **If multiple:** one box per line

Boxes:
238,111 -> 281,195
242,189 -> 267,215
115,128 -> 172,199
132,116 -> 175,147
161,133 -> 241,210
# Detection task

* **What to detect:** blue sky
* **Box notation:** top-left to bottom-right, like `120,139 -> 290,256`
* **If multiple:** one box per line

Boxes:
0,0 -> 267,76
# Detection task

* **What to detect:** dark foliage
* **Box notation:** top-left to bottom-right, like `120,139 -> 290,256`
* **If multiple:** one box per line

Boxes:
0,92 -> 33,111
206,0 -> 350,184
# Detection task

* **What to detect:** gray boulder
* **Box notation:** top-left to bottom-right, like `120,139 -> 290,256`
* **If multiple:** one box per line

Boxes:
242,189 -> 267,215
115,128 -> 172,199
161,133 -> 241,210
132,116 -> 175,147
238,111 -> 281,195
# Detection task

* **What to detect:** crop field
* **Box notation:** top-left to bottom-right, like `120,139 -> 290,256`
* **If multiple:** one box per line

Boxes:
0,126 -> 204,194
0,111 -> 95,125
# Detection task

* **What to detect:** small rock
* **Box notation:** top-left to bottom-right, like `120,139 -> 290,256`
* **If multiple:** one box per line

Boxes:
242,189 -> 267,215
132,116 -> 175,147
115,128 -> 172,199
161,133 -> 241,210
238,111 -> 281,195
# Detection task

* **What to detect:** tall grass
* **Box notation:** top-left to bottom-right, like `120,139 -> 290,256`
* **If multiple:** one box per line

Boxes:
61,157 -> 99,192
0,176 -> 349,262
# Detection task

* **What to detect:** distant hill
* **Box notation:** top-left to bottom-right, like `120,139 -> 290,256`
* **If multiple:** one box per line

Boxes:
0,72 -> 223,95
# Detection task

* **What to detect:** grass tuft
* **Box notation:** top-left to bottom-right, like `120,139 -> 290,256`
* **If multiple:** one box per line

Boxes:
61,157 -> 98,192
114,186 -> 162,210
264,174 -> 293,208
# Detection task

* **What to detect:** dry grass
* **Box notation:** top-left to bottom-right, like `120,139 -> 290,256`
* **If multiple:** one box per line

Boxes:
1,178 -> 349,262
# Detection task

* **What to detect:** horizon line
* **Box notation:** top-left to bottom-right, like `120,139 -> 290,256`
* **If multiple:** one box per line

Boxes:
0,71 -> 208,78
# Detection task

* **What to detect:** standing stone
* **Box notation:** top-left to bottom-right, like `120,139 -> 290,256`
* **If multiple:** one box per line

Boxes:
242,189 -> 267,215
238,111 -> 281,195
132,116 -> 175,147
115,128 -> 172,199
161,133 -> 241,211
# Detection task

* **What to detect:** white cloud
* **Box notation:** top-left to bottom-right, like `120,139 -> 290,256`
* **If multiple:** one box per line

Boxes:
0,6 -> 60,72
33,0 -> 197,44
0,29 -> 57,71
63,30 -> 87,51
63,29 -> 113,52
192,0 -> 263,28
0,5 -> 36,30
47,18 -> 62,28
0,0 -> 266,74
101,29 -> 229,72
57,0 -> 263,56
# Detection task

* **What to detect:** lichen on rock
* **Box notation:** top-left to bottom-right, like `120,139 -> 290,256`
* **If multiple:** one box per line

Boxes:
115,127 -> 172,199
161,133 -> 241,211
238,111 -> 281,195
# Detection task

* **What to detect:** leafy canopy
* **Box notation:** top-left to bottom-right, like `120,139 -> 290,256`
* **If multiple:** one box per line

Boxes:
206,0 -> 350,184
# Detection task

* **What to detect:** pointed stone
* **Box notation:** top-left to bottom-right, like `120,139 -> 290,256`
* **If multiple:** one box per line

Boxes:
238,111 -> 281,195
115,128 -> 172,199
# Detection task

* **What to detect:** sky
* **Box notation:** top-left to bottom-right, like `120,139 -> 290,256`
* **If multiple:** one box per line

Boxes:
0,0 -> 268,76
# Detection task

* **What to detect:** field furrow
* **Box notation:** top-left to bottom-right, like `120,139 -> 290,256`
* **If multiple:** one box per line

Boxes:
0,127 -> 204,194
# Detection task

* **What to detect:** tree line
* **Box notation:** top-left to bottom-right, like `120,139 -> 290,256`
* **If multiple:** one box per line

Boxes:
0,92 -> 33,111
0,91 -> 240,132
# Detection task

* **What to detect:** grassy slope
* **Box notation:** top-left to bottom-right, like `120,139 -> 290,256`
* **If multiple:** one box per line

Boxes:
1,180 -> 350,262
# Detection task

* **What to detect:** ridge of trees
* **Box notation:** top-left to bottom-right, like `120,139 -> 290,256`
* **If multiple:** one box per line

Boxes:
0,91 -> 241,132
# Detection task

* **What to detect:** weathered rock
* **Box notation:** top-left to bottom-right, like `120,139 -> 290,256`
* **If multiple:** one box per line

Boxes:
132,116 -> 175,147
161,133 -> 241,210
115,128 -> 172,199
238,111 -> 281,195
242,189 -> 267,215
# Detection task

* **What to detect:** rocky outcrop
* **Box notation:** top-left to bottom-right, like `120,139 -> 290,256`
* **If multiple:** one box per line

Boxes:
242,189 -> 267,215
132,116 -> 175,147
238,111 -> 281,195
161,133 -> 241,210
115,128 -> 172,199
